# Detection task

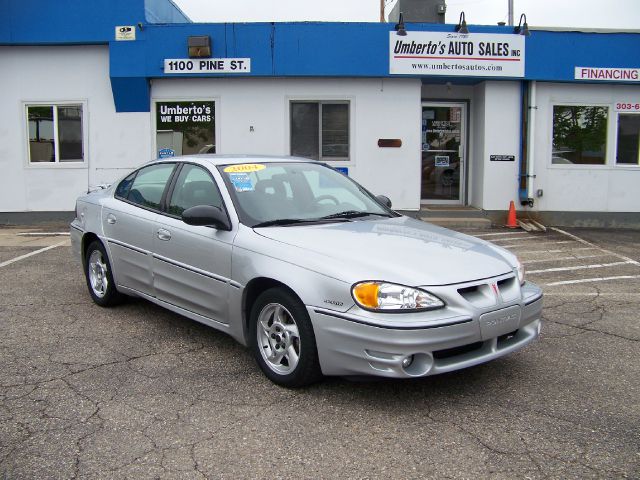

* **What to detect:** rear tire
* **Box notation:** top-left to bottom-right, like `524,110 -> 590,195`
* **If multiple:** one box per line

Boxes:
250,287 -> 322,387
84,240 -> 124,307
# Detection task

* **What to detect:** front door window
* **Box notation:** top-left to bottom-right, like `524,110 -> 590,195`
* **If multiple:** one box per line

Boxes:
421,104 -> 465,202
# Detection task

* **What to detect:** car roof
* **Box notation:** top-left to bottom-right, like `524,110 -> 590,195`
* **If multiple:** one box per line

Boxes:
150,154 -> 315,168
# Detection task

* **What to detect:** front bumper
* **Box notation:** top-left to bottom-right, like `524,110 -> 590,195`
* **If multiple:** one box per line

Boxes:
308,282 -> 542,378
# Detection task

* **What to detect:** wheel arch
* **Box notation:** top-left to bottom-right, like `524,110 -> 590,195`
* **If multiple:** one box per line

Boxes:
81,232 -> 101,267
241,277 -> 305,343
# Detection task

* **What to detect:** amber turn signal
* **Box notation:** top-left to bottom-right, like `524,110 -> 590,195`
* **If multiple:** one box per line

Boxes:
352,282 -> 380,308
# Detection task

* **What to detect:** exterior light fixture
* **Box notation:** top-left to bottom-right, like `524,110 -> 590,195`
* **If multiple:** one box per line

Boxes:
188,35 -> 212,58
395,12 -> 407,36
455,11 -> 469,34
514,13 -> 530,36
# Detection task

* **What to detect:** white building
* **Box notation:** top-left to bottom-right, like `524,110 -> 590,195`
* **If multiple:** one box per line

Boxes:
1,0 -> 639,226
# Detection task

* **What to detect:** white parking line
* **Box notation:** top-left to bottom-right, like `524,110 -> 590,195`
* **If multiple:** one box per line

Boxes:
473,228 -> 640,288
499,240 -> 576,248
545,275 -> 640,286
551,227 -> 640,267
522,254 -> 611,265
527,261 -> 632,274
517,246 -> 597,255
0,240 -> 68,268
472,231 -> 531,238
545,292 -> 640,297
491,236 -> 563,244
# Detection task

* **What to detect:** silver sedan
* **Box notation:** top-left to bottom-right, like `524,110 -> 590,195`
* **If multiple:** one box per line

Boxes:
70,155 -> 542,387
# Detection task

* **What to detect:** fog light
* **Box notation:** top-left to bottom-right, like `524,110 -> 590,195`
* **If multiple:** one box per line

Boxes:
401,355 -> 414,368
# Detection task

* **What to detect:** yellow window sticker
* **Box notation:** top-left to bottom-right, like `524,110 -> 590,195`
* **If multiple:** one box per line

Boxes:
223,164 -> 266,173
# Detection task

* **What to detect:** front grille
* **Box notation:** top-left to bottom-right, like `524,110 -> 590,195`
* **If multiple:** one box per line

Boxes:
433,341 -> 484,360
456,274 -> 519,306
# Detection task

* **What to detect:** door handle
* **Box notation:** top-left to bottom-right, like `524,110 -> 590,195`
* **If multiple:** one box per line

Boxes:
106,213 -> 116,225
157,228 -> 171,241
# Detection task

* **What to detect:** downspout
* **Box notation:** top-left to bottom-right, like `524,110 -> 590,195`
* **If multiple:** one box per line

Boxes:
519,80 -> 536,207
526,81 -> 537,206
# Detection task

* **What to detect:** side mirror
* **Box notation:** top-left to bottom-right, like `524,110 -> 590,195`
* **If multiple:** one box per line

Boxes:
182,205 -> 231,231
376,195 -> 392,209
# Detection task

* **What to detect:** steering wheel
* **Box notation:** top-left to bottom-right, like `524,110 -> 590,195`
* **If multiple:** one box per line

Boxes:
315,195 -> 339,205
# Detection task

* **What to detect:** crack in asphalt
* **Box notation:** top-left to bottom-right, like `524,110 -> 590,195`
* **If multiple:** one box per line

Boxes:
540,286 -> 639,342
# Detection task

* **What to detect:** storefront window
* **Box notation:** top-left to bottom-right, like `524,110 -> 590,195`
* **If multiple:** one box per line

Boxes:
552,105 -> 608,165
27,104 -> 84,163
155,101 -> 215,158
291,102 -> 349,160
616,114 -> 640,165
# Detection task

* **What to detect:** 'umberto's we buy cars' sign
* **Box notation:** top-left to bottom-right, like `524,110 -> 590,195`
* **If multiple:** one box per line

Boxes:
390,31 -> 525,78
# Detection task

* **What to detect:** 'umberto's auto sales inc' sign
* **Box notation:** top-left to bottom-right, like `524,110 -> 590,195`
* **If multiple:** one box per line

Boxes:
390,31 -> 525,77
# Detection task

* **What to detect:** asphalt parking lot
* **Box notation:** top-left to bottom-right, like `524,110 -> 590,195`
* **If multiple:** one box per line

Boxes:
1,224 -> 638,479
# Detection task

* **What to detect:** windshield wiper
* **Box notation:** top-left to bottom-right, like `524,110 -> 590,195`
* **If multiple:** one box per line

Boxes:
319,210 -> 392,220
253,211 -> 390,228
252,218 -> 350,228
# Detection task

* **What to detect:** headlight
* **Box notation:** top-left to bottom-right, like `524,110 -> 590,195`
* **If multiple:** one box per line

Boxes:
515,258 -> 525,285
351,281 -> 444,312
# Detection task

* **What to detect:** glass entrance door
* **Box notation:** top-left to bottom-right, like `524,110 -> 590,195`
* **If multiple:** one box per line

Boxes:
421,103 -> 466,203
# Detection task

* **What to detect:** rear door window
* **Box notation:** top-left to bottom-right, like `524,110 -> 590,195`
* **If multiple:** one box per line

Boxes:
123,163 -> 176,210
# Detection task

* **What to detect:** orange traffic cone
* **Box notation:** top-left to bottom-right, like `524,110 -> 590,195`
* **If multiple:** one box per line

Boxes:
505,201 -> 518,228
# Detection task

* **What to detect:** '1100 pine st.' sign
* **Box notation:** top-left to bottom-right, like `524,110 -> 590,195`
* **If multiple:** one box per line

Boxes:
164,58 -> 251,74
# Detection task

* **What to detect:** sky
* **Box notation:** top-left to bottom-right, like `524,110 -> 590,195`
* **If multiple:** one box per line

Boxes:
173,0 -> 640,29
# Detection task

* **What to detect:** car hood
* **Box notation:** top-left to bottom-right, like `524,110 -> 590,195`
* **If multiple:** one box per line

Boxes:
254,216 -> 514,286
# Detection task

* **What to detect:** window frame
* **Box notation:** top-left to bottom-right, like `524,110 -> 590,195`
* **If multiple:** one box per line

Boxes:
549,103 -> 611,169
23,100 -> 88,168
162,162 -> 231,225
151,98 -> 219,160
289,100 -> 351,162
614,112 -> 640,167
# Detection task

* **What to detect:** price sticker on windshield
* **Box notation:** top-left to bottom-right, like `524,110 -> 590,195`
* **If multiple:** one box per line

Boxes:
229,173 -> 255,192
224,164 -> 266,173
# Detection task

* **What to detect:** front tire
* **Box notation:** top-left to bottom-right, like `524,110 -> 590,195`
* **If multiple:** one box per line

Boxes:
84,240 -> 123,307
250,287 -> 322,387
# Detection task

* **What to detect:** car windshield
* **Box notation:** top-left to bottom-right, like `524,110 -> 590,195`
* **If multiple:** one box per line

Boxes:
217,162 -> 395,227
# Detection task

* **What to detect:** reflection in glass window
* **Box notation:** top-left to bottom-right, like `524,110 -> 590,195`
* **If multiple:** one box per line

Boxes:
291,103 -> 319,160
321,104 -> 349,158
616,114 -> 640,165
552,106 -> 608,165
58,106 -> 83,162
290,101 -> 349,161
115,172 -> 137,199
126,163 -> 175,210
28,106 -> 55,162
156,101 -> 215,158
219,162 -> 385,226
27,104 -> 84,163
